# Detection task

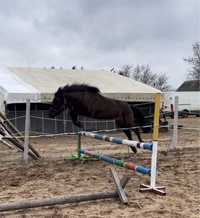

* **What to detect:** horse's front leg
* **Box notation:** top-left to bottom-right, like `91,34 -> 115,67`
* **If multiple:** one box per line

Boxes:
70,110 -> 82,127
123,129 -> 137,153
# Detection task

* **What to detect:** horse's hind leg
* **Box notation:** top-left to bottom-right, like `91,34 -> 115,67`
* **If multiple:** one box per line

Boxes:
123,129 -> 137,153
70,110 -> 82,127
132,128 -> 143,142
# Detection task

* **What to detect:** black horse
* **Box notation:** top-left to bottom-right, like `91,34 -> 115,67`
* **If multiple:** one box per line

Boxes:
49,84 -> 146,153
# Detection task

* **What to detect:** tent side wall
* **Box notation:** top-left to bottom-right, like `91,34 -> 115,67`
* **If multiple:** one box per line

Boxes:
0,97 -> 5,114
0,88 -> 6,114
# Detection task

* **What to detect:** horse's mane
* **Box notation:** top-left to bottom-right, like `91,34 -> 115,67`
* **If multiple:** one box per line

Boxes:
62,84 -> 100,93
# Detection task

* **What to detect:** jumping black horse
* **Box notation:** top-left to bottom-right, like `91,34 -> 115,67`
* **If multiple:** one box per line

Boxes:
49,84 -> 146,153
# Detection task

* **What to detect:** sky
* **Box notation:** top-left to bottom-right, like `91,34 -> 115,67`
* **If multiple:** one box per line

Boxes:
0,0 -> 199,89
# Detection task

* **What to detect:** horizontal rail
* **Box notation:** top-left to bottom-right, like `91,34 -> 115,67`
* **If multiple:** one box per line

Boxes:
80,132 -> 153,151
80,148 -> 151,175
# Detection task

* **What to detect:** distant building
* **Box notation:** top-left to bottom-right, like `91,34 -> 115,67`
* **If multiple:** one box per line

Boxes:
176,80 -> 200,92
163,80 -> 200,117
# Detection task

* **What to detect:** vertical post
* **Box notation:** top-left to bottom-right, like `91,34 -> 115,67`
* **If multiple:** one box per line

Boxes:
139,93 -> 166,195
14,104 -> 17,127
170,96 -> 178,150
95,121 -> 98,131
77,129 -> 81,159
150,141 -> 158,187
54,117 -> 57,134
42,111 -> 44,134
153,94 -> 160,141
24,99 -> 30,164
64,127 -> 82,161
63,111 -> 66,133
150,94 -> 160,188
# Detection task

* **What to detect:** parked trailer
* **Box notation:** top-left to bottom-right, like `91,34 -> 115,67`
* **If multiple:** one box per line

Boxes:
162,91 -> 200,117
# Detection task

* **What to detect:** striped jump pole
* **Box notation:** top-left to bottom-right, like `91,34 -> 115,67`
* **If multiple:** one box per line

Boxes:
80,132 -> 153,151
80,148 -> 151,175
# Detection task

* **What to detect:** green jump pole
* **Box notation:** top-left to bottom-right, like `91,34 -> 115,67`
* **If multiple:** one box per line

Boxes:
64,127 -> 81,160
77,131 -> 81,159
64,127 -> 95,161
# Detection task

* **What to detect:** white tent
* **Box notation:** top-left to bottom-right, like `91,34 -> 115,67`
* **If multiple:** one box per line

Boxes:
0,67 -> 161,112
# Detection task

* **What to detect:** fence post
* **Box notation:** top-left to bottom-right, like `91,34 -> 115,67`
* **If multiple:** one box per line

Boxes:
23,99 -> 30,164
42,111 -> 44,134
170,96 -> 178,150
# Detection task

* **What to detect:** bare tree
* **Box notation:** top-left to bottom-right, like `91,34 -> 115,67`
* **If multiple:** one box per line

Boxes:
118,65 -> 132,77
118,64 -> 170,91
184,42 -> 200,80
132,65 -> 157,85
153,73 -> 170,91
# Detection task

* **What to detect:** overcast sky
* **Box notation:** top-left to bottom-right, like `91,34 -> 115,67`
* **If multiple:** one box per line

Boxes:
0,0 -> 199,88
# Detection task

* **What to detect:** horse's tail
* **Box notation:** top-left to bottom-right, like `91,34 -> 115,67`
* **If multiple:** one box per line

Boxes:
131,105 -> 146,130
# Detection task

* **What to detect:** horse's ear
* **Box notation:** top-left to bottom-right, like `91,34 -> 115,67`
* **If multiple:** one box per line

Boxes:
55,87 -> 63,97
58,87 -> 62,93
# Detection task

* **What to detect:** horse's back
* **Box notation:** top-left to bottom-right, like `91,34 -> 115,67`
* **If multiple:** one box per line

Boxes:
83,92 -> 133,120
65,89 -> 134,122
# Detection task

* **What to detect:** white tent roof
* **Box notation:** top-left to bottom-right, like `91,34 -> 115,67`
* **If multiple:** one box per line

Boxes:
0,67 -> 161,104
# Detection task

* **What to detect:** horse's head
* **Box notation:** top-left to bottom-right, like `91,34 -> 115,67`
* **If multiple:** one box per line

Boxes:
49,87 -> 65,118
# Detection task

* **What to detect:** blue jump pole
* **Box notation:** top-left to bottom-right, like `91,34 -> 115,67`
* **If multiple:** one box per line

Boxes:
80,148 -> 151,175
80,132 -> 153,151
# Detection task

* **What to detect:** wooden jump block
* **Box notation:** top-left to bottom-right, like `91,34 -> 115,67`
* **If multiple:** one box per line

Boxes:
110,167 -> 128,204
0,112 -> 40,160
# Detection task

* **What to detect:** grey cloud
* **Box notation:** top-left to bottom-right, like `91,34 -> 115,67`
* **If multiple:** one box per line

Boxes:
0,0 -> 199,87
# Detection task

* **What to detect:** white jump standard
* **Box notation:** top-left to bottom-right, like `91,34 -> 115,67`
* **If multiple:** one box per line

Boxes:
139,140 -> 166,195
79,132 -> 166,195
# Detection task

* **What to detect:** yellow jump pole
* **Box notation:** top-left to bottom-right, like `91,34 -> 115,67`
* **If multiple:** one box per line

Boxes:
140,93 -> 166,195
152,93 -> 160,141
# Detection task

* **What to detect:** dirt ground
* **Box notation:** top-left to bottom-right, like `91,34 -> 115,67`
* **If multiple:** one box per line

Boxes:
0,117 -> 199,218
